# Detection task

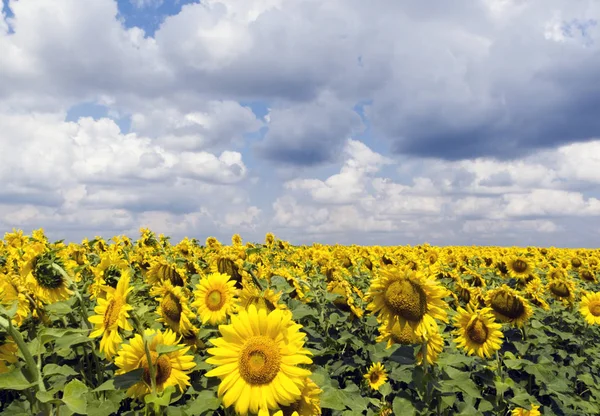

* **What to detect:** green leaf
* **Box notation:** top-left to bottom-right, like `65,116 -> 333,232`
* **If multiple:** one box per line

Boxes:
0,367 -> 36,390
510,391 -> 537,408
36,391 -> 60,404
62,379 -> 88,414
184,390 -> 221,416
379,382 -> 392,398
320,385 -> 349,411
43,364 -> 78,378
392,397 -> 416,416
145,386 -> 175,407
388,345 -> 416,365
156,344 -> 185,355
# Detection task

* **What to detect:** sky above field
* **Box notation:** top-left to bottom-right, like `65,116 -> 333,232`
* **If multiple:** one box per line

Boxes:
1,0 -> 600,247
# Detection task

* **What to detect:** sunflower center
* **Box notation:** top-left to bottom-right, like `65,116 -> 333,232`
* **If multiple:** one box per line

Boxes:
163,265 -> 184,286
512,260 -> 528,273
589,302 -> 600,317
142,352 -> 172,386
32,255 -> 65,289
571,258 -> 582,268
581,271 -> 594,281
162,292 -> 182,323
490,291 -> 525,319
384,279 -> 427,322
370,372 -> 380,383
239,336 -> 281,385
466,318 -> 488,344
206,289 -> 225,311
103,297 -> 124,329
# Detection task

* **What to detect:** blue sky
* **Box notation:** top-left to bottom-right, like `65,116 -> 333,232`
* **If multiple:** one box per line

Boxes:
2,0 -> 600,247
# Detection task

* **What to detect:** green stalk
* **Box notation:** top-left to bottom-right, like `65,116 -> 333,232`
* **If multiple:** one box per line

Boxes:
0,315 -> 51,415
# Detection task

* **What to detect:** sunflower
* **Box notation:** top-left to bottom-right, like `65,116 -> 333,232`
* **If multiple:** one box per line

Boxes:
453,305 -> 503,359
579,292 -> 600,325
506,256 -> 533,279
151,281 -> 195,335
192,272 -> 238,325
146,257 -> 186,287
364,362 -> 388,391
275,378 -> 322,416
511,403 -> 541,416
485,285 -> 532,328
205,304 -> 313,416
0,274 -> 30,326
114,328 -> 196,398
376,320 -> 418,349
547,275 -> 576,304
23,249 -> 72,304
239,284 -> 285,312
0,335 -> 18,374
416,324 -> 444,366
88,270 -> 134,360
366,266 -> 448,337
524,278 -> 549,310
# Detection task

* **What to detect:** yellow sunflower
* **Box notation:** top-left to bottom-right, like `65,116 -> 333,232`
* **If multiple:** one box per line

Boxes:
506,256 -> 533,279
579,292 -> 600,325
547,275 -> 576,304
366,266 -> 449,337
205,304 -> 313,416
416,324 -> 444,366
192,272 -> 238,325
238,284 -> 285,312
376,320 -> 418,349
23,250 -> 72,304
114,328 -> 196,398
364,362 -> 388,391
275,378 -> 322,416
146,257 -> 186,287
453,305 -> 503,359
511,403 -> 541,416
151,281 -> 195,335
0,274 -> 30,327
485,285 -> 532,328
88,270 -> 134,360
0,335 -> 18,374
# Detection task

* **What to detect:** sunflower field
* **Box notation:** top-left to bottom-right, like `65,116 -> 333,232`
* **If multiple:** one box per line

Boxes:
1,229 -> 600,416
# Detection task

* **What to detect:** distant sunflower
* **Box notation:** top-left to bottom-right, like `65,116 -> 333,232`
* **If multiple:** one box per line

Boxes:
485,285 -> 532,328
88,270 -> 134,360
511,403 -> 541,416
114,328 -> 196,398
23,250 -> 72,304
579,292 -> 600,325
364,362 -> 388,391
146,258 -> 186,287
547,275 -> 576,304
506,256 -> 533,279
152,281 -> 195,335
238,284 -> 285,312
205,305 -> 312,416
192,272 -> 238,325
367,266 -> 448,337
453,305 -> 503,359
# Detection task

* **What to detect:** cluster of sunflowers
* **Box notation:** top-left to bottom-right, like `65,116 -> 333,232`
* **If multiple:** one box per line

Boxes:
0,229 -> 599,416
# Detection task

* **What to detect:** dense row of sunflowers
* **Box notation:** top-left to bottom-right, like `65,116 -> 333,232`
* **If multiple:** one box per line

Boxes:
0,228 -> 599,415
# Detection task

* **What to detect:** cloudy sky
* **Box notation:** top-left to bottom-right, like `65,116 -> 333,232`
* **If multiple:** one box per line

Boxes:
1,0 -> 600,247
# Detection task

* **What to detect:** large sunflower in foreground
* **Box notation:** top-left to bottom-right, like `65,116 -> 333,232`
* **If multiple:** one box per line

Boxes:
453,305 -> 503,359
114,328 -> 196,398
364,362 -> 387,391
579,292 -> 600,325
192,272 -> 238,325
205,304 -> 313,416
485,285 -> 532,328
89,271 -> 134,360
367,266 -> 448,337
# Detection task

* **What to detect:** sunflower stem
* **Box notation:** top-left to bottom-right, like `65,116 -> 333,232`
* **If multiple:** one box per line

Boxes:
0,315 -> 51,416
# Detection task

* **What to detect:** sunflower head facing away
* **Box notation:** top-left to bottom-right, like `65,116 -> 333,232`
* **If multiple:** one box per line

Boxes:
485,285 -> 532,328
114,329 -> 196,398
367,266 -> 449,337
364,362 -> 388,391
580,291 -> 600,325
453,304 -> 503,359
205,304 -> 313,416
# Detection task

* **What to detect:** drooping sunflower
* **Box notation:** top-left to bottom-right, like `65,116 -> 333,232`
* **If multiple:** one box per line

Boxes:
364,362 -> 388,391
453,305 -> 503,359
205,304 -> 313,416
376,320 -> 418,349
524,278 -> 549,310
485,285 -> 532,328
579,292 -> 600,325
23,249 -> 72,304
506,256 -> 533,280
151,281 -> 195,335
416,324 -> 444,366
275,378 -> 322,416
511,403 -> 541,416
0,273 -> 30,327
547,275 -> 576,304
88,270 -> 134,360
146,257 -> 186,287
114,328 -> 196,398
192,272 -> 238,325
238,283 -> 285,312
366,266 -> 449,337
